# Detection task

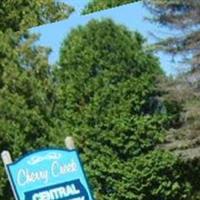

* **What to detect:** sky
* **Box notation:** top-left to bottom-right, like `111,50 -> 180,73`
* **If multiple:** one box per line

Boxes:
31,0 -> 183,76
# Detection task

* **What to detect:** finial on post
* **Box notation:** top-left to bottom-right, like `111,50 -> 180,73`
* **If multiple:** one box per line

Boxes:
65,136 -> 75,150
1,151 -> 12,165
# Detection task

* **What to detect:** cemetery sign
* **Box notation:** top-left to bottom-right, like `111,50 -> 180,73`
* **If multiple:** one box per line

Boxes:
1,137 -> 94,200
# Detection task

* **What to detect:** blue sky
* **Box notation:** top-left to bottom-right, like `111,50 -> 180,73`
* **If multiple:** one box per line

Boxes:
31,0 -> 183,76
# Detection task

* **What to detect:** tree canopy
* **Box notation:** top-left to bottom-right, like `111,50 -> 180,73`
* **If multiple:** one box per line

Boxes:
144,0 -> 200,162
0,0 -> 74,32
0,0 -> 198,199
58,19 -> 191,200
144,1 -> 200,198
144,0 -> 200,69
0,0 -> 73,199
82,0 -> 139,14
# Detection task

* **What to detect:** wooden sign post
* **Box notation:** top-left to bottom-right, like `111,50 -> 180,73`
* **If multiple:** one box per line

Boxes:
1,137 -> 94,200
1,150 -> 19,200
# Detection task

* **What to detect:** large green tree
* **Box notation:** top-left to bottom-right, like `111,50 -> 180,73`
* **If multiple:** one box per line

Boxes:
0,1 -> 73,199
58,19 -> 191,200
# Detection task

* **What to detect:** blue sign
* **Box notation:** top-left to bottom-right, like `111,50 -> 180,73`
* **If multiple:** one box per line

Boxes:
7,149 -> 94,200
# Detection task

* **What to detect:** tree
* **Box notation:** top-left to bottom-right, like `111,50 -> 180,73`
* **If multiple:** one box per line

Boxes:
144,0 -> 200,69
144,0 -> 200,163
144,1 -> 200,198
58,19 -> 191,199
0,35 -> 68,199
0,0 -> 74,87
0,1 -> 73,199
82,0 -> 139,14
0,0 -> 74,32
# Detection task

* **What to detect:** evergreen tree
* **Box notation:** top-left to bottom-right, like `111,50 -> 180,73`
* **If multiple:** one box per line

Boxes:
144,0 -> 200,164
0,1 -> 73,199
144,1 -> 200,198
144,0 -> 200,69
58,19 -> 191,200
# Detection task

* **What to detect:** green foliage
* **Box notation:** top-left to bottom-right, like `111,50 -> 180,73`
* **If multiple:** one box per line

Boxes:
115,150 -> 191,200
0,0 -> 195,198
143,2 -> 200,197
0,0 -> 74,32
0,32 -> 65,199
82,0 -> 139,14
0,1 -> 73,199
58,19 -> 190,199
153,75 -> 200,199
184,160 -> 200,200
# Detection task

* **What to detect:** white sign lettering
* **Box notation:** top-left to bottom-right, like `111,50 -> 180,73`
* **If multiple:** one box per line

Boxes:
17,160 -> 77,186
17,169 -> 48,186
51,160 -> 77,178
32,184 -> 81,200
